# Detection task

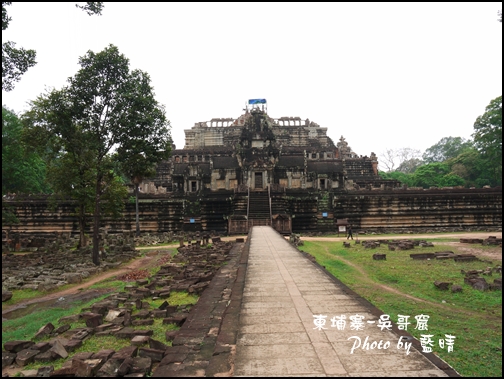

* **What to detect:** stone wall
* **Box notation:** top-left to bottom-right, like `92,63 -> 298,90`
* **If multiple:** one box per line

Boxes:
2,187 -> 501,239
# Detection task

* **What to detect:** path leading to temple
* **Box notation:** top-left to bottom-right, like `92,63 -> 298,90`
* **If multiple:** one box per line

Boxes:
233,226 -> 457,377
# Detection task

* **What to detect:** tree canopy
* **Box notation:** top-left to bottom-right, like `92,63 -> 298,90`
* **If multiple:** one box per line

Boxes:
472,95 -> 502,186
22,44 -> 171,265
2,106 -> 49,195
422,136 -> 473,164
2,2 -> 103,92
2,106 -> 50,225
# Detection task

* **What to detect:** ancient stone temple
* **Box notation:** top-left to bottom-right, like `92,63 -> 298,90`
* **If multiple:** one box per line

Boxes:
2,100 -> 502,239
153,101 -> 389,193
142,100 -> 402,234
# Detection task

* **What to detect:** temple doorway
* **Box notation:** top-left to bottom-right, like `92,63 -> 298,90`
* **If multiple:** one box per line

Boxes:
254,172 -> 263,189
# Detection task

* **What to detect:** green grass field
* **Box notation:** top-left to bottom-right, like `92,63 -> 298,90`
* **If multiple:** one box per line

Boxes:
299,239 -> 502,377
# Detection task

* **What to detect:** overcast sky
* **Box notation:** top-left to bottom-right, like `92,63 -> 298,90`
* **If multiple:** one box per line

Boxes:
2,2 -> 502,168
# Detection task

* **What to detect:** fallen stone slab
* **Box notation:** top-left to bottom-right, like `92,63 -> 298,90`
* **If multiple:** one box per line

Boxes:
138,347 -> 164,362
96,358 -> 124,377
133,309 -> 151,319
131,335 -> 151,346
132,319 -> 154,327
19,369 -> 39,377
133,329 -> 154,337
91,349 -> 115,361
451,285 -> 463,293
84,314 -> 103,328
36,365 -> 54,377
70,329 -> 91,340
163,314 -> 187,327
72,352 -> 94,361
130,357 -> 152,374
15,348 -> 40,367
33,322 -> 55,340
34,350 -> 61,363
460,238 -> 483,244
62,339 -> 82,353
165,330 -> 179,342
71,358 -> 93,377
3,340 -> 35,353
62,273 -> 82,284
105,309 -> 125,322
117,357 -> 134,376
410,253 -> 435,260
434,281 -> 452,290
454,255 -> 479,262
148,338 -> 168,351
48,366 -> 76,377
52,324 -> 71,335
2,291 -> 13,302
2,351 -> 16,369
112,345 -> 138,360
50,339 -> 68,359
150,310 -> 167,318
465,277 -> 489,291
95,323 -> 116,333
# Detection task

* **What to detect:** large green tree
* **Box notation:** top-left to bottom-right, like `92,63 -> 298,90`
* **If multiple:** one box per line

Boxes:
422,136 -> 473,164
2,106 -> 50,225
472,95 -> 502,186
23,44 -> 171,265
2,2 -> 103,92
446,148 -> 496,188
412,162 -> 465,188
2,106 -> 49,195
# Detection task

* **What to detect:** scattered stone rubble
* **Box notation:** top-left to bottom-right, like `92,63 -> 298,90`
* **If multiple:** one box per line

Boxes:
2,239 -> 239,377
2,246 -> 138,295
461,267 -> 502,291
433,265 -> 501,293
460,236 -> 502,246
289,233 -> 303,247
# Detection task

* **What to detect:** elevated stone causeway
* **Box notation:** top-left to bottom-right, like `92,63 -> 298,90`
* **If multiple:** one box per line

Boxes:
232,226 -> 458,377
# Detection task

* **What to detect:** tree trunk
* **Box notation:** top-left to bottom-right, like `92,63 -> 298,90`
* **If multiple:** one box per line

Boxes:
92,179 -> 102,266
135,183 -> 140,237
78,203 -> 87,248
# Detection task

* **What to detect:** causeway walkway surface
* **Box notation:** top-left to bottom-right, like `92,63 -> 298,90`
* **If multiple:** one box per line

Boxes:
233,226 -> 457,377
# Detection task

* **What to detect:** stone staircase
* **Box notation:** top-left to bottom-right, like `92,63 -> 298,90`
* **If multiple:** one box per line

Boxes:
317,192 -> 334,232
248,190 -> 271,227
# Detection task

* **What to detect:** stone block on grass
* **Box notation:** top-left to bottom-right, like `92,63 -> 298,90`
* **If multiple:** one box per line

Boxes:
33,350 -> 60,363
131,357 -> 152,374
15,348 -> 40,367
91,349 -> 115,361
138,347 -> 164,362
33,323 -> 55,340
96,358 -> 124,377
131,335 -> 150,346
2,351 -> 16,369
3,340 -> 35,353
49,340 -> 68,359
112,345 -> 138,360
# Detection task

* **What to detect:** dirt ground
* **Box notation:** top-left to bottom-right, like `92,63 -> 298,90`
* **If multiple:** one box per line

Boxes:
1,231 -> 501,377
2,249 -> 166,316
3,231 -> 500,318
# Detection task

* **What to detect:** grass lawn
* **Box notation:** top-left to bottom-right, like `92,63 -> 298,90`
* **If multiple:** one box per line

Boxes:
299,239 -> 502,377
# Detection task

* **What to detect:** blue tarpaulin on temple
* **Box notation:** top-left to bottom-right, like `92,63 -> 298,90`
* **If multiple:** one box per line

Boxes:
248,99 -> 267,104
